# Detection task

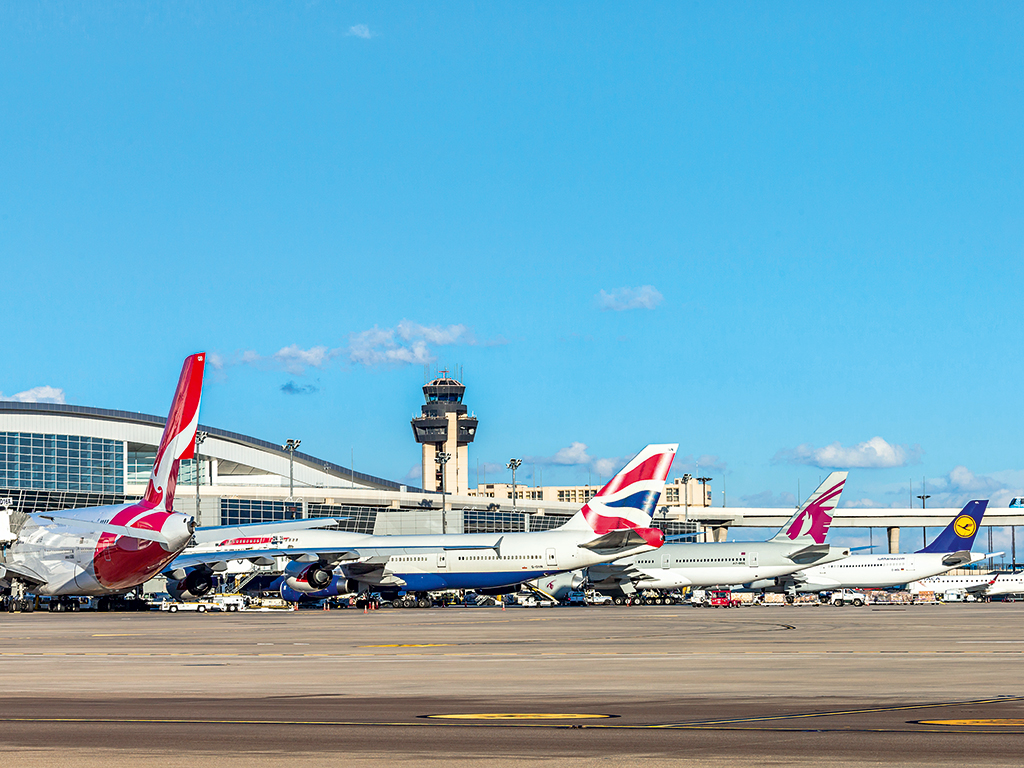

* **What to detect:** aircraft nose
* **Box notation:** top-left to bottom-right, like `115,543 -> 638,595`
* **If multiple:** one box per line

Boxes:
161,513 -> 195,551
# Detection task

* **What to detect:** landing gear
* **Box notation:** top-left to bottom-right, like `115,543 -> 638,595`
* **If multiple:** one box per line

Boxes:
784,594 -> 795,605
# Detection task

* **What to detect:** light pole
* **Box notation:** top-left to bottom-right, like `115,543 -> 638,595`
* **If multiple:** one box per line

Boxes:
436,451 -> 451,532
284,439 -> 301,513
682,473 -> 692,519
917,484 -> 930,549
697,476 -> 712,508
194,431 -> 208,526
506,458 -> 522,515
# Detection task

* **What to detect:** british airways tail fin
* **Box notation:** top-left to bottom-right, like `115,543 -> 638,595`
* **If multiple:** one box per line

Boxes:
143,353 -> 206,511
557,444 -> 677,536
917,500 -> 987,553
770,471 -> 847,544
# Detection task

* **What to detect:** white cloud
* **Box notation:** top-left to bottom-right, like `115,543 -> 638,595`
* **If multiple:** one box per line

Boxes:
596,285 -> 664,311
523,442 -> 631,481
349,320 -> 485,368
228,345 -> 337,375
773,436 -> 922,469
1,386 -> 66,404
673,453 -> 729,474
347,24 -> 372,39
272,344 -> 332,375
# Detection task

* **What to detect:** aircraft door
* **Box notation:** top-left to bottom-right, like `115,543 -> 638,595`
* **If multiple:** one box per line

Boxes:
436,552 -> 448,572
746,551 -> 759,567
546,548 -> 557,567
661,553 -> 671,569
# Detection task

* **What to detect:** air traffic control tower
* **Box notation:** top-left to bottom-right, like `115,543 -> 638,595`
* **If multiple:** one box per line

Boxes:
411,373 -> 478,495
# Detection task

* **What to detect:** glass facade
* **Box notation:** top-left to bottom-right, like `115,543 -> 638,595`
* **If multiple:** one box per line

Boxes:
307,503 -> 380,535
0,487 -> 135,517
463,509 -> 527,534
0,432 -> 123,493
523,514 -> 573,532
127,445 -> 202,485
220,498 -> 300,526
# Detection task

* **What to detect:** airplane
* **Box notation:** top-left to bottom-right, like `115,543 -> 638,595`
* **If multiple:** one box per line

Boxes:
0,353 -> 207,611
909,569 -> 1024,601
165,443 -> 678,605
750,500 -> 993,597
587,472 -> 851,601
0,353 -> 340,612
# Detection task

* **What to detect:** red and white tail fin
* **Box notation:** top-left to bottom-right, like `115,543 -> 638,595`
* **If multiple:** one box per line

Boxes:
770,471 -> 847,544
143,353 -> 206,511
558,444 -> 677,533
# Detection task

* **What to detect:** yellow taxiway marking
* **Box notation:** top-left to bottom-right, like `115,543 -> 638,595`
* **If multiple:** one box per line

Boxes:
427,713 -> 613,720
359,644 -> 453,648
920,719 -> 1024,726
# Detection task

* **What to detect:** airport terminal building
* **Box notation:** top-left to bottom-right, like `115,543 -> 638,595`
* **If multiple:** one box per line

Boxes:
0,401 -> 619,537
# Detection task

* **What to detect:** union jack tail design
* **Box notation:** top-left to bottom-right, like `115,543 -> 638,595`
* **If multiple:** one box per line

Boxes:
143,353 -> 206,512
558,444 -> 677,534
770,471 -> 847,544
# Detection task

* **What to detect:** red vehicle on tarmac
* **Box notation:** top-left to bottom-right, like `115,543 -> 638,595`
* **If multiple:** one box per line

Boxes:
708,589 -> 741,608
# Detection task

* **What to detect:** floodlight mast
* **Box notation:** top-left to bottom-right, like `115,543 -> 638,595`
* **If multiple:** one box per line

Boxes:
506,458 -> 523,514
194,431 -> 208,525
284,439 -> 302,506
436,451 -> 451,532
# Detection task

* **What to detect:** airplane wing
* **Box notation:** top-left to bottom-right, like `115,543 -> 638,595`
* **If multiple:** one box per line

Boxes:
191,518 -> 344,545
166,540 -> 503,573
963,579 -> 997,596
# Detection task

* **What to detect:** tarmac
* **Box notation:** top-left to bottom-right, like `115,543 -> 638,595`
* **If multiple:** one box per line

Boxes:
0,602 -> 1022,766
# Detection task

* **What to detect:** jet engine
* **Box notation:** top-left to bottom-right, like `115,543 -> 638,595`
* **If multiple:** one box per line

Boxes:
167,568 -> 215,601
283,559 -> 335,593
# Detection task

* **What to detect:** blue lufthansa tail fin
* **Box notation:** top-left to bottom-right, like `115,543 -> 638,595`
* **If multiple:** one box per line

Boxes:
917,500 -> 988,553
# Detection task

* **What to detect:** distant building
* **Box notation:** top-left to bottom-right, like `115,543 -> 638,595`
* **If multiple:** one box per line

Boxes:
410,374 -> 478,495
470,475 -> 713,512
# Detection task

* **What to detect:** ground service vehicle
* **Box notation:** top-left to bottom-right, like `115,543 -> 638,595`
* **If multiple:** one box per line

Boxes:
707,589 -> 741,608
827,589 -> 867,606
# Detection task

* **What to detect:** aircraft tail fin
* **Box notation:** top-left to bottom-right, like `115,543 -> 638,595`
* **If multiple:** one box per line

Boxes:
770,471 -> 847,544
917,500 -> 987,554
557,444 -> 677,534
143,353 -> 206,511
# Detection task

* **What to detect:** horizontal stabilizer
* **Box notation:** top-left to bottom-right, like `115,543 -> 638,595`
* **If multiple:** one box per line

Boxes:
578,527 -> 663,552
39,515 -> 176,545
0,562 -> 48,587
941,550 -> 973,567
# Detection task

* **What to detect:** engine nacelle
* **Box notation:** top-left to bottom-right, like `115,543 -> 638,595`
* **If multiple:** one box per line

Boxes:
167,568 -> 215,601
279,574 -> 348,602
283,559 -> 335,594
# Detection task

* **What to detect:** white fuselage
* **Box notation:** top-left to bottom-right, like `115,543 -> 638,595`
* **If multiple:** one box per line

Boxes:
589,540 -> 849,591
5,505 -> 193,596
910,571 -> 1024,598
789,552 -> 990,592
185,525 -> 661,594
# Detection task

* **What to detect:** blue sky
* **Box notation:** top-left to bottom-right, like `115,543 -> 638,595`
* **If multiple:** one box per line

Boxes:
1,3 -> 1022,548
